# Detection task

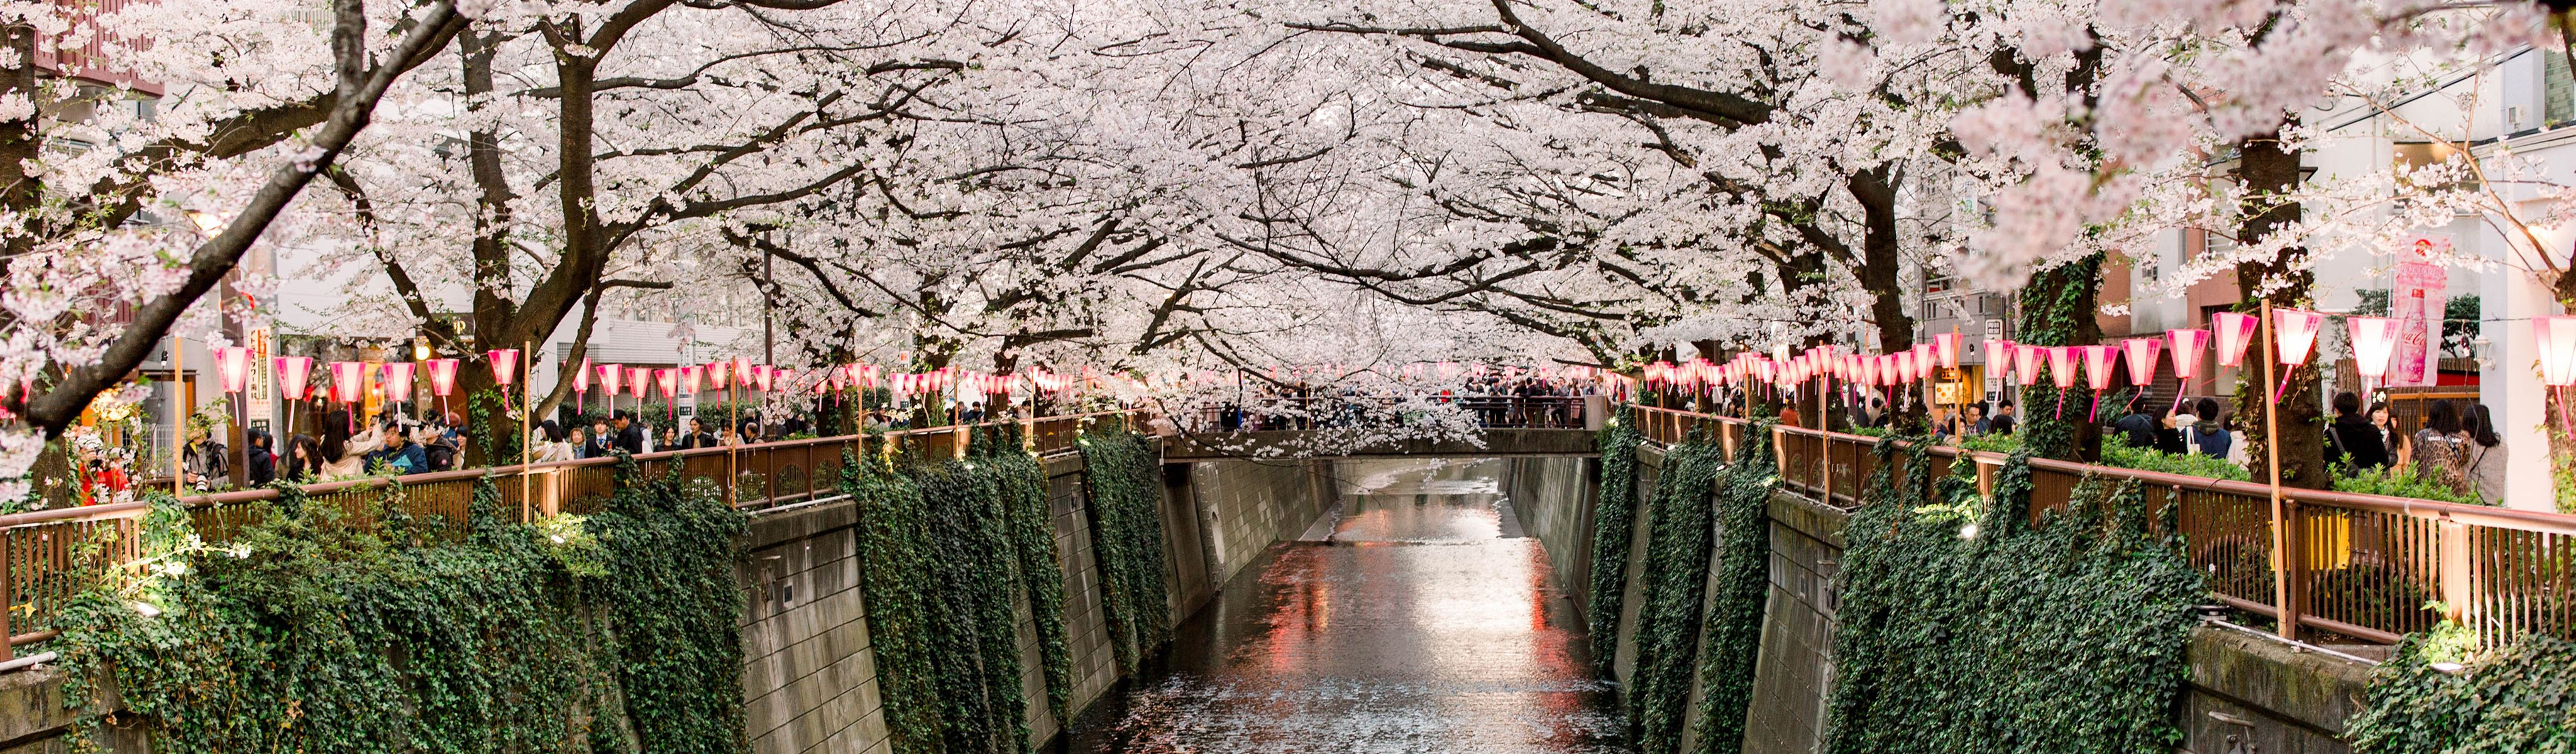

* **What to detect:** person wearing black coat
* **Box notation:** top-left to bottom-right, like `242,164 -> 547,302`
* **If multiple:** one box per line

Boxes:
2325,391 -> 2389,471
245,429 -> 277,486
610,410 -> 647,454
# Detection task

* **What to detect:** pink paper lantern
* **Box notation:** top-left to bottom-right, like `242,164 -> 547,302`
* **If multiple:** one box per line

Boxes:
573,358 -> 592,393
2012,344 -> 2042,385
2122,337 -> 2161,387
751,365 -> 775,393
2274,308 -> 2327,366
274,356 -> 316,402
655,368 -> 679,401
2081,344 -> 2118,391
2212,312 -> 2260,368
625,367 -> 649,399
1983,339 -> 2013,371
680,365 -> 701,395
1932,332 -> 1964,369
1891,352 -> 1915,384
328,361 -> 365,405
485,349 -> 520,387
2166,329 -> 2211,380
216,346 -> 252,393
425,358 -> 460,397
597,364 -> 624,396
380,362 -> 416,403
2536,316 -> 2576,387
2047,346 -> 2078,389
1856,355 -> 1880,385
2348,316 -> 2401,385
707,360 -> 734,390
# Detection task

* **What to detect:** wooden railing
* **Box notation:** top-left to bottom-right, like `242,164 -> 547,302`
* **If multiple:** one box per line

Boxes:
0,410 -> 1141,660
1632,405 -> 2576,647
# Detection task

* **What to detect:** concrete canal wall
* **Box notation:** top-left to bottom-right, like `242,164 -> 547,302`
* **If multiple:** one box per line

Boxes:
1511,442 -> 2380,754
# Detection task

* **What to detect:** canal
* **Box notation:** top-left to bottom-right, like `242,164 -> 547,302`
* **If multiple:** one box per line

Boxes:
1065,458 -> 1628,753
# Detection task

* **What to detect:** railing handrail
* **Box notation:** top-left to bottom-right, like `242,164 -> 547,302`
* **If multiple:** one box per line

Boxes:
1,409 -> 1143,530
1627,404 -> 2576,536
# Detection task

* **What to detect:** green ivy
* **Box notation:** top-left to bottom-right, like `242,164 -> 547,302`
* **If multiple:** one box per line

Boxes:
2015,254 -> 2103,461
1080,430 -> 1172,671
1823,440 -> 2204,754
53,461 -> 748,753
1628,438 -> 1728,752
977,429 -> 1076,727
1690,427 -> 1777,754
2101,434 -> 2251,481
845,457 -> 944,753
1587,405 -> 1643,658
2348,633 -> 2576,753
918,457 -> 1032,754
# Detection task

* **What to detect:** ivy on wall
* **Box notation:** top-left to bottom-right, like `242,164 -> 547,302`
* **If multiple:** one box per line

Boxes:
2348,632 -> 2576,753
846,457 -> 945,753
55,459 -> 748,753
977,429 -> 1076,727
2014,253 -> 2105,462
918,457 -> 1033,754
1587,405 -> 1643,658
1627,438 -> 1728,753
1690,428 -> 1777,754
1823,440 -> 2203,754
1079,430 -> 1172,672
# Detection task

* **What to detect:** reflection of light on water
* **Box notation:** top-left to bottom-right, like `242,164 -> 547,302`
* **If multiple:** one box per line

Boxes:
1079,456 -> 1620,753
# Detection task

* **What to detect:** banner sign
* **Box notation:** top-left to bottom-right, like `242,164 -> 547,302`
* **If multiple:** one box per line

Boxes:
2392,235 -> 2450,386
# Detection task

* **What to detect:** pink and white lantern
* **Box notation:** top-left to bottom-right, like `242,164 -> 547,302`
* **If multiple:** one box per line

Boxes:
2213,312 -> 2261,368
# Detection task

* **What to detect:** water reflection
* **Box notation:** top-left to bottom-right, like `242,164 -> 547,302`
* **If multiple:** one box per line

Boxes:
1067,459 -> 1627,753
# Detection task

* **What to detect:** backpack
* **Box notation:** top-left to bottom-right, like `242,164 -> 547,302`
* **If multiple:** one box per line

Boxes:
2413,430 -> 2472,495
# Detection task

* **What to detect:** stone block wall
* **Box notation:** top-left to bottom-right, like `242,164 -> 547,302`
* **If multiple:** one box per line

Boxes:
739,497 -> 889,754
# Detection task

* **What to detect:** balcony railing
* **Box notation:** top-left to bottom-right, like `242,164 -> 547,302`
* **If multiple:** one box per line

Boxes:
1632,405 -> 2576,647
0,410 -> 1140,660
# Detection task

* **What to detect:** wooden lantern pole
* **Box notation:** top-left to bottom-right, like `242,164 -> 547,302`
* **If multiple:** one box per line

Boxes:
2259,300 -> 2295,640
520,340 -> 532,522
172,334 -> 184,498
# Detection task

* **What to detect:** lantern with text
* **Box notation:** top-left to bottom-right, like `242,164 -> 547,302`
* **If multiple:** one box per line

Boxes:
2271,308 -> 2327,403
2347,316 -> 2402,394
2213,312 -> 2260,368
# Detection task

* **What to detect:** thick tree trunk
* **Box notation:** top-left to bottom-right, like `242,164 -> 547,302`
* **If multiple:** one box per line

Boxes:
2234,125 -> 2330,489
2016,254 -> 2106,462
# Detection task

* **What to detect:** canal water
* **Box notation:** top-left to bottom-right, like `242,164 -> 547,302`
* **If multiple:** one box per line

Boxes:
1065,459 -> 1627,753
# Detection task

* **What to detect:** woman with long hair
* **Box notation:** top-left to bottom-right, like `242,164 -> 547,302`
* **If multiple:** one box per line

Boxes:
2410,399 -> 2473,497
2464,403 -> 2506,505
281,434 -> 325,483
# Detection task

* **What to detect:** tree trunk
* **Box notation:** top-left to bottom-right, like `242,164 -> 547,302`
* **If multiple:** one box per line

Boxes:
2016,254 -> 2106,461
2234,124 -> 2330,489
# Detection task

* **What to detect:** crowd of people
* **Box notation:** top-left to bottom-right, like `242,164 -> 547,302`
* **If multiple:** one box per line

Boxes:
1819,386 -> 2509,505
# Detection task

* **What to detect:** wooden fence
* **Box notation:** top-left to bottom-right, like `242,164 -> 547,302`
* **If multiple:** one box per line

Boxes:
0,411 -> 1139,660
1633,405 -> 2575,647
